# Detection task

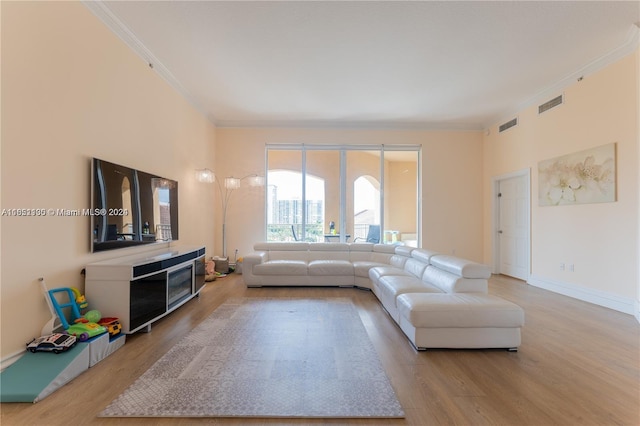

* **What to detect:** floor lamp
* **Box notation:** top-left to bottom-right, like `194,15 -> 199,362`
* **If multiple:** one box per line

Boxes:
195,169 -> 264,258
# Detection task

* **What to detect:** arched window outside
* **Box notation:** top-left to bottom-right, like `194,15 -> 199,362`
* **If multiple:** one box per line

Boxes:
353,176 -> 380,241
266,146 -> 419,246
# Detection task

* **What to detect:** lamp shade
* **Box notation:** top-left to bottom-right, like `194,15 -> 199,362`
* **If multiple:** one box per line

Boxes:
224,177 -> 241,189
195,169 -> 214,183
246,175 -> 265,187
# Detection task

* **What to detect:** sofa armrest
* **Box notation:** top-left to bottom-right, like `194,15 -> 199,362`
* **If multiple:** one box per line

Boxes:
244,251 -> 267,267
242,251 -> 267,286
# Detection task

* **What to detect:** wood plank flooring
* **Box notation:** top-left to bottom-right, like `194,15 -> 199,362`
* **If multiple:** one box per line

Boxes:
2,274 -> 638,425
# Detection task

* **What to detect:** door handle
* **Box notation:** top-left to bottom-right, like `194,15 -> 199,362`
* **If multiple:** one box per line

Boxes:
498,230 -> 503,234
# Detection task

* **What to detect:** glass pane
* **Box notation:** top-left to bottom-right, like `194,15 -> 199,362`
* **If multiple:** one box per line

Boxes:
267,150 -> 302,241
306,150 -> 339,242
347,150 -> 382,244
266,146 -> 419,246
383,150 -> 419,247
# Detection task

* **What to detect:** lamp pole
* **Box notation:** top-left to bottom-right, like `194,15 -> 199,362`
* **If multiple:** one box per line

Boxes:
217,178 -> 237,258
196,170 -> 264,258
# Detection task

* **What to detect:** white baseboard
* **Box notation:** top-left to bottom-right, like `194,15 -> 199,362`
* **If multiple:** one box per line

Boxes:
0,349 -> 25,372
528,274 -> 637,317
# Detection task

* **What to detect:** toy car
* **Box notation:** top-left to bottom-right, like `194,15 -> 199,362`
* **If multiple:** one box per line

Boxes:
27,333 -> 76,354
67,320 -> 107,341
98,317 -> 122,336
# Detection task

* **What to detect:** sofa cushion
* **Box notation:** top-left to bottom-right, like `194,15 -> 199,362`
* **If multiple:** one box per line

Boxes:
253,260 -> 308,275
403,258 -> 428,278
308,260 -> 354,276
377,276 -> 443,304
410,249 -> 439,265
253,242 -> 310,262
422,266 -> 488,293
309,243 -> 351,261
349,243 -> 375,252
373,244 -> 397,254
349,243 -> 375,263
352,261 -> 389,278
369,266 -> 411,282
309,243 -> 350,252
396,293 -> 525,328
429,255 -> 491,279
394,246 -> 415,257
253,242 -> 309,251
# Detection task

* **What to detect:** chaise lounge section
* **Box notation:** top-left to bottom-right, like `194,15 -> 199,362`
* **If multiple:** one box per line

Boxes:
242,242 -> 524,350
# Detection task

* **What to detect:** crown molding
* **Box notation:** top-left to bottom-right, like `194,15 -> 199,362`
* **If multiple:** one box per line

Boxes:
83,2 -> 638,134
214,119 -> 483,132
486,24 -> 640,131
81,0 -> 216,125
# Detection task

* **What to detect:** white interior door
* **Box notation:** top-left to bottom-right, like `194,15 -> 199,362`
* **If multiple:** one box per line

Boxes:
496,172 -> 530,280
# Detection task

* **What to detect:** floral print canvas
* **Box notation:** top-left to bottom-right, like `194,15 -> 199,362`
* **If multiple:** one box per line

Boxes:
538,143 -> 616,206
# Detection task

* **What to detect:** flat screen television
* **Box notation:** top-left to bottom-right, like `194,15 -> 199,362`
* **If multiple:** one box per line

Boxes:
91,158 -> 178,252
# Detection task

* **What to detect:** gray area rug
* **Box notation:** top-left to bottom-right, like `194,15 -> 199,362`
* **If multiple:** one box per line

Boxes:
100,297 -> 404,418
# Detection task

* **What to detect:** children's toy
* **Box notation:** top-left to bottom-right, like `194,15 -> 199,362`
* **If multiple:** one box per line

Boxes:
70,288 -> 89,310
84,310 -> 102,324
66,321 -> 107,342
98,317 -> 122,336
39,278 -> 60,336
26,333 -> 76,354
45,286 -> 107,341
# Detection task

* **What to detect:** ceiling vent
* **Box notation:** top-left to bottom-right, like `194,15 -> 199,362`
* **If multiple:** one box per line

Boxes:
538,94 -> 564,114
498,117 -> 518,133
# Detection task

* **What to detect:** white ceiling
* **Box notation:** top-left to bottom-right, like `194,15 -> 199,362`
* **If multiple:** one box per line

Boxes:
91,1 -> 639,130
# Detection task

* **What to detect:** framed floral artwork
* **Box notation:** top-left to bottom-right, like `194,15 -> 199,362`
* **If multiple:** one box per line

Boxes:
538,143 -> 616,206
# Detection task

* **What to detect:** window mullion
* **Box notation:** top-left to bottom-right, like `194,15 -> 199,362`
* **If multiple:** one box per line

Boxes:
301,148 -> 307,240
339,150 -> 347,242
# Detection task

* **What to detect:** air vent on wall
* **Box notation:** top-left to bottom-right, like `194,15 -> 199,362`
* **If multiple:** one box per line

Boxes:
538,94 -> 564,114
499,117 -> 518,133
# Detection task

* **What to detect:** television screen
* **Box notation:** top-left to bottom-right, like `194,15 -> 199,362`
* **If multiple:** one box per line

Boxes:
92,158 -> 178,252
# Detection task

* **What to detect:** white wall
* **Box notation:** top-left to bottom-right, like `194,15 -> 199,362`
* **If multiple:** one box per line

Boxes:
483,50 -> 640,315
1,2 -> 216,362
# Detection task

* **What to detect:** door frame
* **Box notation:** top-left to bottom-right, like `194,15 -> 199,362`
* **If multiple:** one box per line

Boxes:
491,168 -> 531,280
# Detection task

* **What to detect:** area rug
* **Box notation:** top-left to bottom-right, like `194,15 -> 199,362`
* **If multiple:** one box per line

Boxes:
100,297 -> 404,418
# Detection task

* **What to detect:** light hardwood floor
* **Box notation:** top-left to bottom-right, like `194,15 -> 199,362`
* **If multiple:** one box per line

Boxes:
2,274 -> 639,425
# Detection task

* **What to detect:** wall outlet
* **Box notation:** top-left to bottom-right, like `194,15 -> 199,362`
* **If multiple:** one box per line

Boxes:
569,264 -> 575,272
559,263 -> 565,271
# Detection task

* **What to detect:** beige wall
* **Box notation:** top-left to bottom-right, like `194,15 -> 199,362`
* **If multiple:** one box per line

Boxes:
215,127 -> 484,260
1,2 -> 216,361
387,160 -> 417,235
483,50 -> 639,312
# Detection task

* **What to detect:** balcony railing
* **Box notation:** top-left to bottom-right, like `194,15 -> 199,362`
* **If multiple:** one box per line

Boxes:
267,223 -> 377,243
267,224 -> 324,242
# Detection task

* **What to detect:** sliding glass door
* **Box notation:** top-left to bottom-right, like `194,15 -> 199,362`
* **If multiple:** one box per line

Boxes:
347,150 -> 382,243
266,149 -> 303,242
266,145 -> 420,247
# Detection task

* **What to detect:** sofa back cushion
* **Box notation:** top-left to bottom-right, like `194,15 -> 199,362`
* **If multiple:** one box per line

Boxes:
422,265 -> 488,293
411,248 -> 439,265
369,244 -> 397,265
309,243 -> 351,260
394,246 -> 414,258
253,242 -> 310,262
403,258 -> 428,278
349,243 -> 375,262
430,255 -> 491,279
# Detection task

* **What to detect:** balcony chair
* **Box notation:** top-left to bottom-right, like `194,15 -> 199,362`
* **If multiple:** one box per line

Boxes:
354,224 -> 381,244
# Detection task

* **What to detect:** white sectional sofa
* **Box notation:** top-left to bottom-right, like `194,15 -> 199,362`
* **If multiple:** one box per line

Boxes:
242,242 -> 524,350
